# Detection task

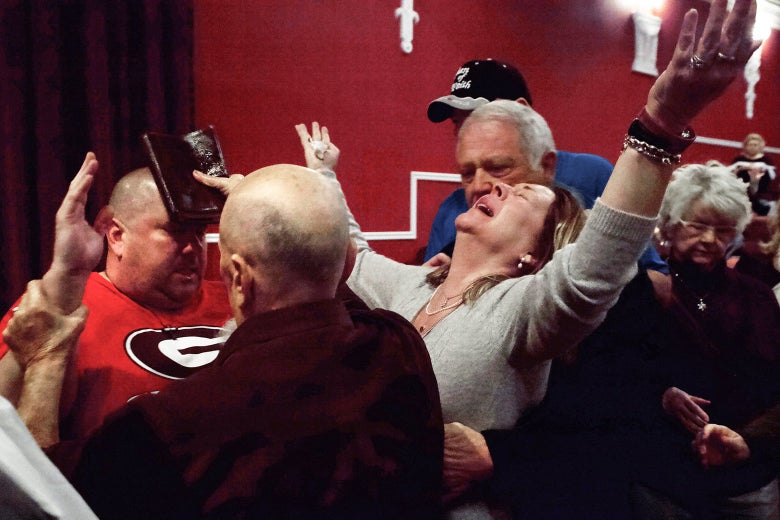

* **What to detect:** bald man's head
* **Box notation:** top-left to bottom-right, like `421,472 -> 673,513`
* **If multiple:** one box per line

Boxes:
219,165 -> 349,318
105,167 -> 208,311
108,168 -> 164,226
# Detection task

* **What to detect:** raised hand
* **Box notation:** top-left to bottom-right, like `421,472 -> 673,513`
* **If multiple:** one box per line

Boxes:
42,152 -> 113,314
295,122 -> 340,172
646,0 -> 760,132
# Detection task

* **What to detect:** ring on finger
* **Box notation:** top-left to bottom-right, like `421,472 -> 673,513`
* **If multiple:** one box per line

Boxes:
716,52 -> 736,62
311,139 -> 328,161
689,54 -> 708,69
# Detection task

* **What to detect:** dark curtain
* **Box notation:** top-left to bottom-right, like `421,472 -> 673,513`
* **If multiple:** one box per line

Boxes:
0,0 -> 194,310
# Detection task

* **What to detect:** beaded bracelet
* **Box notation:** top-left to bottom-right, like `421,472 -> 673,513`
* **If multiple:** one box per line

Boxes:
622,135 -> 682,165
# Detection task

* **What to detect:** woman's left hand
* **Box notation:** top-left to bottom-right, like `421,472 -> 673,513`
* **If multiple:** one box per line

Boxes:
645,0 -> 761,133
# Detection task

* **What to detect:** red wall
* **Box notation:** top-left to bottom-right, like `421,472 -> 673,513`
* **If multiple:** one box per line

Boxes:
194,0 -> 780,272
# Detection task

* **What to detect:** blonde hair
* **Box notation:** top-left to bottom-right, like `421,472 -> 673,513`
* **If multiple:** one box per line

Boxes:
743,133 -> 766,148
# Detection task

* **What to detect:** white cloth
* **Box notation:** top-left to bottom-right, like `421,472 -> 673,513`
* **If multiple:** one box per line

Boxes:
0,397 -> 97,519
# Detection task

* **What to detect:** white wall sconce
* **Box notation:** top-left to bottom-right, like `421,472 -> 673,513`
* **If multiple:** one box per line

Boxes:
620,0 -> 664,75
743,0 -> 775,118
395,0 -> 419,54
632,10 -> 662,76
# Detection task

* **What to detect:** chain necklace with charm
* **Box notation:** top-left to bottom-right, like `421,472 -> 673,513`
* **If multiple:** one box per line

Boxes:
671,270 -> 712,312
416,285 -> 465,337
424,285 -> 465,315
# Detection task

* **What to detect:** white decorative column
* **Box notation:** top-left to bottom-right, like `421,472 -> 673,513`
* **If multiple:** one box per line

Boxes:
395,0 -> 419,54
744,42 -> 763,119
632,11 -> 662,76
741,0 -> 778,119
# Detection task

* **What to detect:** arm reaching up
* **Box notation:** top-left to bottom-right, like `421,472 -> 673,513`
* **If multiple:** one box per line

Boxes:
1,152 -> 109,444
41,152 -> 113,314
1,152 -> 110,406
601,0 -> 760,219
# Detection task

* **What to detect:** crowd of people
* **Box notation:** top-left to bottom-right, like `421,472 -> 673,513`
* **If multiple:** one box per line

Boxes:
0,1 -> 777,518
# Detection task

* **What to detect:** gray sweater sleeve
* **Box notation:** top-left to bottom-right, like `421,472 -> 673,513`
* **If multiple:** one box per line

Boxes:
317,168 -> 371,252
509,200 -> 657,364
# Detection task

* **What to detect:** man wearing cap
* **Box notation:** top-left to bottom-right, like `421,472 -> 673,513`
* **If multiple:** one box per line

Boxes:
424,59 -> 665,274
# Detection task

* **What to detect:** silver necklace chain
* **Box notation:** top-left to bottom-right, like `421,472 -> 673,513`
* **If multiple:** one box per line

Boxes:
424,285 -> 464,316
672,271 -> 712,312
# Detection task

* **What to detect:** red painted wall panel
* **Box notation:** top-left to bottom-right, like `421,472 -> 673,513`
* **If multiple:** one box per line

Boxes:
194,0 -> 779,273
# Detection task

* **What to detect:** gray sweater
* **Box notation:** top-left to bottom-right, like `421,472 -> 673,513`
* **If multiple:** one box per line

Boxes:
322,169 -> 657,432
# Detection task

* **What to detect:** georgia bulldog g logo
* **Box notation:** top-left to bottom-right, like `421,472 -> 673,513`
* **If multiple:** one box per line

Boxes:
125,326 -> 226,380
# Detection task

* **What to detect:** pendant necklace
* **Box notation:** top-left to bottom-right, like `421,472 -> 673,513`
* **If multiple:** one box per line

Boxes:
671,271 -> 712,312
424,285 -> 464,315
417,285 -> 465,337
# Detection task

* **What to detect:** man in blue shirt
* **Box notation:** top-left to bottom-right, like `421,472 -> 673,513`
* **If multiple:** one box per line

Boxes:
424,59 -> 666,272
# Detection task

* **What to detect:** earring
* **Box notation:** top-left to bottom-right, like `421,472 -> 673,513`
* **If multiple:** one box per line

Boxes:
517,253 -> 533,271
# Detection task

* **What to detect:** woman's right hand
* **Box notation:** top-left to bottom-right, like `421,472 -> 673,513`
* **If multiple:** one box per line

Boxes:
662,386 -> 711,434
645,0 -> 760,133
295,122 -> 340,172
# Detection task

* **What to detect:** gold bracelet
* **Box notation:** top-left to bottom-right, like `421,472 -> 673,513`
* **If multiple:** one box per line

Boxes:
622,135 -> 682,165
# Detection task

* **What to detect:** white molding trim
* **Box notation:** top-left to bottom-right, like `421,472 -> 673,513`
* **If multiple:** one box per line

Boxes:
205,171 -> 461,244
364,171 -> 460,241
696,135 -> 780,154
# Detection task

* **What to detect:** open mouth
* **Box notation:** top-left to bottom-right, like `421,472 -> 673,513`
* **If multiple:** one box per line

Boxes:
474,195 -> 495,217
477,203 -> 493,216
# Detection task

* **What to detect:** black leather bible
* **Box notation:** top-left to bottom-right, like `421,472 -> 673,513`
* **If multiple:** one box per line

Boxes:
141,126 -> 228,223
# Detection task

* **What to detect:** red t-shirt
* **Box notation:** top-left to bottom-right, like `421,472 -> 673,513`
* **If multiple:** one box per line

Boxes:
0,273 -> 231,439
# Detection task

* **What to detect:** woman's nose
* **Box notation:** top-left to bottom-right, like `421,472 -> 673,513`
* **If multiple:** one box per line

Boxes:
494,183 -> 511,200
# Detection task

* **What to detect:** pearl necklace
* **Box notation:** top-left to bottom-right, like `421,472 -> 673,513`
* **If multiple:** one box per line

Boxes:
424,285 -> 464,316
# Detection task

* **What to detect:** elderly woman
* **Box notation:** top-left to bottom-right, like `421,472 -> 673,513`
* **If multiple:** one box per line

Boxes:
635,162 -> 780,518
732,133 -> 778,215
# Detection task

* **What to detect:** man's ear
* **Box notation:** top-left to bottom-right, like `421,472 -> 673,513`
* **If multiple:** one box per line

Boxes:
540,150 -> 557,185
229,253 -> 255,317
106,218 -> 125,258
515,97 -> 531,107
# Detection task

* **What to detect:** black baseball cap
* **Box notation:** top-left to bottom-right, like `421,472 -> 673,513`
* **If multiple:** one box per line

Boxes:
427,59 -> 532,123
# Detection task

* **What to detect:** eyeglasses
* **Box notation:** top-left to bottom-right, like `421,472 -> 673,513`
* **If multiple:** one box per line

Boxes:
678,219 -> 738,242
